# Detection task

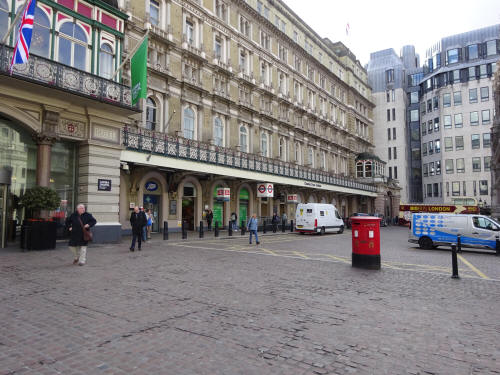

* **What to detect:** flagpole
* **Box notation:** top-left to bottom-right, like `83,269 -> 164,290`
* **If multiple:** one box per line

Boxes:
111,28 -> 150,81
1,0 -> 30,45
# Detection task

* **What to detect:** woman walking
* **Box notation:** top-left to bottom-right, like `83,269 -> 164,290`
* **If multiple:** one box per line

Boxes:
146,209 -> 154,239
65,204 -> 97,266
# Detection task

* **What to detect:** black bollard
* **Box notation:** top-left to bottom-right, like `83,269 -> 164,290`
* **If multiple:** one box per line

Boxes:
228,220 -> 233,236
290,219 -> 294,232
182,221 -> 187,239
163,221 -> 168,240
215,221 -> 219,237
263,219 -> 267,234
282,219 -> 286,232
241,220 -> 246,235
451,244 -> 459,279
199,221 -> 204,238
457,234 -> 462,253
496,235 -> 500,256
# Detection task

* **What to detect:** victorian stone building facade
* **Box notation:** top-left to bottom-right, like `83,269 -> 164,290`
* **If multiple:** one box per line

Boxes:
119,0 -> 399,233
492,60 -> 500,220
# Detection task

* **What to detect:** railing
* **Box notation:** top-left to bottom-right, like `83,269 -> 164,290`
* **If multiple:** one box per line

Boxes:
123,127 -> 377,193
0,44 -> 134,108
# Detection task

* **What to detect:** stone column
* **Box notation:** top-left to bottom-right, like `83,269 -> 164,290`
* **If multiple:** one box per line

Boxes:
374,193 -> 385,216
35,111 -> 59,187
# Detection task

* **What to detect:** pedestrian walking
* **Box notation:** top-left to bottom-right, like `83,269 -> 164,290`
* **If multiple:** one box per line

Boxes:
139,206 -> 147,242
130,206 -> 146,251
146,209 -> 153,239
247,213 -> 260,245
231,212 -> 238,231
271,212 -> 280,233
65,203 -> 96,266
206,209 -> 213,231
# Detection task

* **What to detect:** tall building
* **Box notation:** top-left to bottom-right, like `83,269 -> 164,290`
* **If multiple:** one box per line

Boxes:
367,48 -> 410,203
118,0 -> 398,232
491,60 -> 500,219
420,25 -> 499,205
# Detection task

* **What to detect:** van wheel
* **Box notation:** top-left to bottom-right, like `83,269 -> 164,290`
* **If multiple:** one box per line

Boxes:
320,227 -> 325,235
338,226 -> 344,234
418,236 -> 433,250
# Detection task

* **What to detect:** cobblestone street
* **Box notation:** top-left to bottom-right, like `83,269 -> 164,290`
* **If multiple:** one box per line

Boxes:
1,227 -> 500,375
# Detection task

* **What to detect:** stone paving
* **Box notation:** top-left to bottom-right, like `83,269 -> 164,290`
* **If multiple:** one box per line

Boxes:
1,227 -> 500,375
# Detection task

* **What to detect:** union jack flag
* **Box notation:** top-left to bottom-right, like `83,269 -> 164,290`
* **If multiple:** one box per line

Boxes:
9,0 -> 37,74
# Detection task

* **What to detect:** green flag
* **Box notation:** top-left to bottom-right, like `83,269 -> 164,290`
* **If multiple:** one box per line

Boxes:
131,36 -> 148,106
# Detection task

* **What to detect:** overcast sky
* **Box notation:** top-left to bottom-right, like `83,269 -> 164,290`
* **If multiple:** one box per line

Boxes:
283,0 -> 500,66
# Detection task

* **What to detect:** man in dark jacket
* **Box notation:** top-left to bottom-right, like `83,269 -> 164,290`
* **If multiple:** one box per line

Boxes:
271,212 -> 280,233
65,204 -> 97,266
130,206 -> 146,251
206,210 -> 213,231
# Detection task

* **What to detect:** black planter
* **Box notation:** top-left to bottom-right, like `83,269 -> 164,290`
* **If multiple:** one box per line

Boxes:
21,220 -> 57,250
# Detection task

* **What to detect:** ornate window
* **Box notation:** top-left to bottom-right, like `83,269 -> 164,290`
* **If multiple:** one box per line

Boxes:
31,7 -> 51,58
356,161 -> 363,178
279,137 -> 285,161
99,43 -> 114,79
149,0 -> 160,26
295,142 -> 301,165
364,161 -> 372,177
214,117 -> 224,147
239,125 -> 248,152
260,132 -> 268,157
308,147 -> 314,167
58,22 -> 88,71
183,107 -> 195,139
146,98 -> 157,131
0,0 -> 9,35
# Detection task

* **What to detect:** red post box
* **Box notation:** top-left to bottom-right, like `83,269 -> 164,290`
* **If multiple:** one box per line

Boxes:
350,216 -> 381,270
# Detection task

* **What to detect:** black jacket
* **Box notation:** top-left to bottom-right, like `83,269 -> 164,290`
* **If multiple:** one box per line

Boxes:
130,211 -> 146,234
206,212 -> 213,222
65,212 -> 97,246
271,215 -> 280,224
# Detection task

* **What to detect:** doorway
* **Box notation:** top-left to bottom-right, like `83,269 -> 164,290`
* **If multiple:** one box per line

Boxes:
182,198 -> 195,230
239,188 -> 249,227
143,194 -> 160,232
213,186 -> 225,228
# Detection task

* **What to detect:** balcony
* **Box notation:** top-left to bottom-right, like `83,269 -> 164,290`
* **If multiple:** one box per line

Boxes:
181,35 -> 206,60
0,45 -> 134,109
122,127 -> 377,193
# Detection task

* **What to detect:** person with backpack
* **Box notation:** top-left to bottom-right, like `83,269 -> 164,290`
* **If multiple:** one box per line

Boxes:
247,213 -> 260,245
65,204 -> 97,266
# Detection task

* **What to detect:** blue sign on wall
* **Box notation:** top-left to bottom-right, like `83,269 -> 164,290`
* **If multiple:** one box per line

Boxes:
145,181 -> 158,192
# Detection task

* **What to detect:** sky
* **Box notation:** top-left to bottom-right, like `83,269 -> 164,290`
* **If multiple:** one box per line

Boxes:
283,0 -> 500,66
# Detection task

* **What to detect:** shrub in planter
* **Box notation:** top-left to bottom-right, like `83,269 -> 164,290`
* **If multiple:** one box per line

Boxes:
19,186 -> 60,250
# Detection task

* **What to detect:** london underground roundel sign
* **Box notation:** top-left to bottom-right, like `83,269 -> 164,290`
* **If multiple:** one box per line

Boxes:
257,183 -> 273,197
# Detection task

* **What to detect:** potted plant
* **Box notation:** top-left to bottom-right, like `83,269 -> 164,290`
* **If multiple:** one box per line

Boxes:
19,186 -> 60,250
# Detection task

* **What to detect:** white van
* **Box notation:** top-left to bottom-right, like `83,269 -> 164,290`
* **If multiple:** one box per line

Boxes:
409,213 -> 500,251
295,203 -> 344,235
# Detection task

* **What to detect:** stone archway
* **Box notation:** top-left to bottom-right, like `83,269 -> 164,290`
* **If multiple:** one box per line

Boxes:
177,176 -> 203,230
209,179 -> 230,228
236,183 -> 255,227
0,103 -> 42,134
137,171 -> 169,233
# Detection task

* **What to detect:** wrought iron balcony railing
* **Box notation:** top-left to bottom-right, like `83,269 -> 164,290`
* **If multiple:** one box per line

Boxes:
123,127 -> 377,193
0,44 -> 134,109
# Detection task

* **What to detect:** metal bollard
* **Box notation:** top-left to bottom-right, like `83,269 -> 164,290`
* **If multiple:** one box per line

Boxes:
199,221 -> 204,238
214,221 -> 219,237
282,219 -> 286,233
241,221 -> 246,235
290,219 -> 294,233
182,221 -> 187,239
163,221 -> 168,240
457,234 -> 462,253
496,235 -> 500,256
451,244 -> 459,279
228,220 -> 233,236
263,219 -> 267,234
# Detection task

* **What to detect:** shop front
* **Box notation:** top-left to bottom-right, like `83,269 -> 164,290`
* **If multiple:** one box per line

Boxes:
0,115 -> 76,246
238,188 -> 249,227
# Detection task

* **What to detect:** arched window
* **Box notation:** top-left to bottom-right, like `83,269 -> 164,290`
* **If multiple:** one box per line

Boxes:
279,137 -> 285,161
149,0 -> 160,26
239,125 -> 248,152
183,107 -> 195,139
58,22 -> 88,71
99,43 -> 114,79
321,151 -> 326,169
295,142 -> 301,165
0,0 -> 9,35
214,117 -> 224,146
308,147 -> 314,167
146,98 -> 157,130
31,7 -> 51,58
356,161 -> 364,178
260,132 -> 268,157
